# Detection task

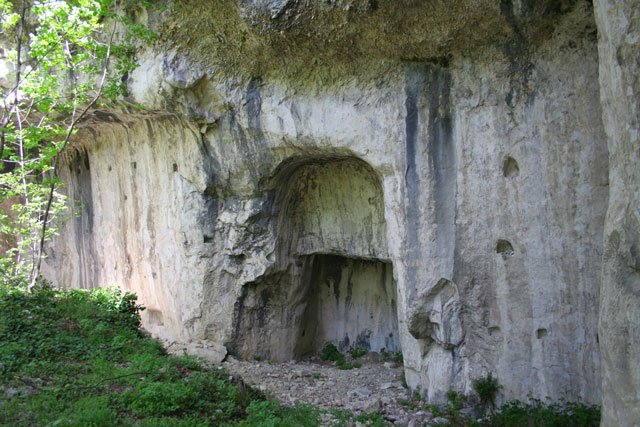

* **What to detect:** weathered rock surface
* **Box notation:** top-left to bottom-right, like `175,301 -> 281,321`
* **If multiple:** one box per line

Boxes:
42,0 -> 640,419
594,0 -> 640,425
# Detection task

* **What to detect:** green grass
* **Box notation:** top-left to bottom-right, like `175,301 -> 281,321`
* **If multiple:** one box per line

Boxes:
0,285 -> 319,426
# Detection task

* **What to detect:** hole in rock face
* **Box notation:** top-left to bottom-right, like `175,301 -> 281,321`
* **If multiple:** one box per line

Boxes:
536,328 -> 548,339
502,156 -> 519,178
229,156 -> 400,361
496,239 -> 514,258
146,309 -> 164,326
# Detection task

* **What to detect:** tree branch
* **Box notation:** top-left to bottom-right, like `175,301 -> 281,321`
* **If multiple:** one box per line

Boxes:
29,1 -> 120,290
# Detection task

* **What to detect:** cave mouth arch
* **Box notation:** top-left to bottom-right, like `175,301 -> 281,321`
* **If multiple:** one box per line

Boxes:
230,156 -> 400,361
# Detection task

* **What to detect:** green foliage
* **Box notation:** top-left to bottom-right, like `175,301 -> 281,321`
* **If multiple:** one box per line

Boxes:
490,398 -> 601,427
327,409 -> 353,427
0,285 -> 330,426
446,390 -> 465,411
338,361 -> 355,370
379,348 -> 403,364
398,398 -> 418,410
354,412 -> 390,426
411,388 -> 600,427
320,343 -> 361,370
0,0 -> 154,288
325,410 -> 391,427
0,285 -> 141,374
349,346 -> 368,359
235,401 -> 320,427
321,343 -> 344,363
472,372 -> 502,410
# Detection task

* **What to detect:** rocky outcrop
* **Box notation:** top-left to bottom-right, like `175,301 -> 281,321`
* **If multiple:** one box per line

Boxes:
594,0 -> 640,425
42,0 -> 639,418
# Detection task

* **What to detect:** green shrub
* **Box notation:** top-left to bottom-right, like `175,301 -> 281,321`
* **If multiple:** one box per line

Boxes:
472,372 -> 502,410
320,343 -> 357,369
338,361 -> 355,370
355,411 -> 389,426
379,348 -> 403,364
490,399 -> 600,426
349,346 -> 368,359
320,343 -> 344,363
446,389 -> 465,411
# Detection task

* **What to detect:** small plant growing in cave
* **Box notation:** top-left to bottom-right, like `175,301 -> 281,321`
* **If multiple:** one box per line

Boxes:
338,361 -> 355,370
320,343 -> 358,370
349,346 -> 368,359
379,348 -> 404,364
473,372 -> 502,412
321,343 -> 344,363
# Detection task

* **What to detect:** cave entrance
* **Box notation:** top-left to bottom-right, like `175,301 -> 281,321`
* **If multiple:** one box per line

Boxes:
295,254 -> 399,356
230,156 -> 400,361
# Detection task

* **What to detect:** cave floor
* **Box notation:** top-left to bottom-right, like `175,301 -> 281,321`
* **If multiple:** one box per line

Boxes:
223,354 -> 435,425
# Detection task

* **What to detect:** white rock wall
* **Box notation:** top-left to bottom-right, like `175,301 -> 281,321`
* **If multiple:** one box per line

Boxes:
45,1 -> 612,408
45,112 -> 212,342
594,0 -> 640,425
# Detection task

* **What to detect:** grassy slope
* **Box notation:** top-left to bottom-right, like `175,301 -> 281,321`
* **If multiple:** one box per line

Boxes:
0,286 -> 319,426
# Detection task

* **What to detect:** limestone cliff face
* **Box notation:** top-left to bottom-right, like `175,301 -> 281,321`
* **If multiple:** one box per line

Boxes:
43,0 -> 637,419
594,0 -> 640,425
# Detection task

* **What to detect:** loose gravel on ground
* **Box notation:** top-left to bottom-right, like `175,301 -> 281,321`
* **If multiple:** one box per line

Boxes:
224,354 -> 437,426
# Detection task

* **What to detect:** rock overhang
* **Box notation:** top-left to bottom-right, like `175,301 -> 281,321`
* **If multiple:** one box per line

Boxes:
149,0 -> 583,82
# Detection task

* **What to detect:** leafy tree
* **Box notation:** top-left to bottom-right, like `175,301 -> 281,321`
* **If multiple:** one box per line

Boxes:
0,0 -> 153,288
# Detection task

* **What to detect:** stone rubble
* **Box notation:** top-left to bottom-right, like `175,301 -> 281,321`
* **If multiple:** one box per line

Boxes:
224,354 -> 436,426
